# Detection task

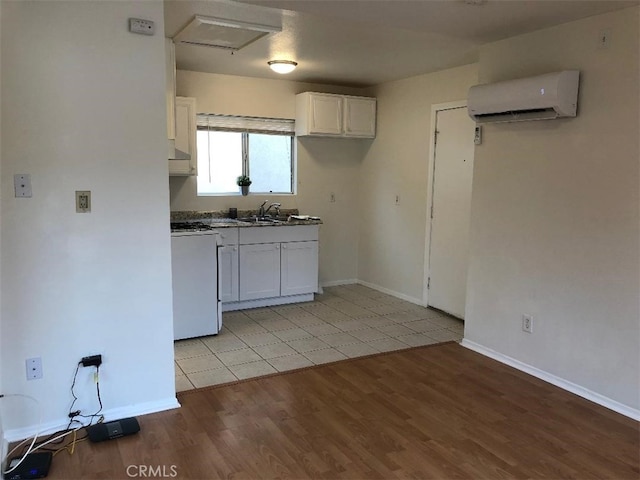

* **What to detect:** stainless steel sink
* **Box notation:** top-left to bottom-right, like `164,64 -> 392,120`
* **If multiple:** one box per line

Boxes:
237,216 -> 283,224
209,218 -> 241,225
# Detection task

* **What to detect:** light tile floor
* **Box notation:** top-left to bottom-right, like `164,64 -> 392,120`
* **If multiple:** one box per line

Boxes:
174,284 -> 464,391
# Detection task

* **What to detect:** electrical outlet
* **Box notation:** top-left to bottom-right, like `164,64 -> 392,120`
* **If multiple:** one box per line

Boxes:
76,191 -> 91,213
522,314 -> 533,333
129,18 -> 155,36
26,357 -> 43,380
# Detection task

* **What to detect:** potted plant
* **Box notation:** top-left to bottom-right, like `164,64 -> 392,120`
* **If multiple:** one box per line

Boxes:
237,175 -> 252,196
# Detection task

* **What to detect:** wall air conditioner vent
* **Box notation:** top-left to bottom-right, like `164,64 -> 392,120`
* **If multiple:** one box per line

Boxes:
473,108 -> 560,123
468,70 -> 580,124
173,15 -> 281,51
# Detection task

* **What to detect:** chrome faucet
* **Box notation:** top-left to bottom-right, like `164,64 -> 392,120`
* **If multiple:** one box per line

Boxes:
258,200 -> 268,217
264,202 -> 281,217
258,200 -> 281,218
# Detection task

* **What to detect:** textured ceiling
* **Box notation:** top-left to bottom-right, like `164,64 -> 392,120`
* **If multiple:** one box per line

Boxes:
164,0 -> 638,87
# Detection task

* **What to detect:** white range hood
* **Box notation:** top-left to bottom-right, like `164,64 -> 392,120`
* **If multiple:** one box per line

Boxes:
168,139 -> 190,160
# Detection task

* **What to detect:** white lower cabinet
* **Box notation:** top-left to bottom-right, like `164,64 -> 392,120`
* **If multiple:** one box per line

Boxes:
281,241 -> 319,296
224,225 -> 319,310
209,227 -> 239,303
239,243 -> 281,301
218,245 -> 239,302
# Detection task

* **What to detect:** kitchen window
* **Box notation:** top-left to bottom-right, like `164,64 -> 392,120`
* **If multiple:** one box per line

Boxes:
196,114 -> 295,195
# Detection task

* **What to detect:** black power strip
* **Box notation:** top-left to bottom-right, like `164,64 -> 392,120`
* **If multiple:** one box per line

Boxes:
81,355 -> 102,367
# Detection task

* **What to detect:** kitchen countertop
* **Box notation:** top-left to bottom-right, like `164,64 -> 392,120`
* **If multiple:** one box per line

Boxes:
208,217 -> 322,228
171,210 -> 322,229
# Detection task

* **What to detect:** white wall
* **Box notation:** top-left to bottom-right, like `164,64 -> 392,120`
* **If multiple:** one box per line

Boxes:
464,7 -> 639,412
0,0 -> 4,460
0,1 -> 177,437
358,64 -> 479,302
170,71 -> 371,284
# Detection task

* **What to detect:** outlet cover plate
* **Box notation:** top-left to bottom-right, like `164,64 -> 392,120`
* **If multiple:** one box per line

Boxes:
14,174 -> 32,198
26,357 -> 43,380
76,191 -> 91,213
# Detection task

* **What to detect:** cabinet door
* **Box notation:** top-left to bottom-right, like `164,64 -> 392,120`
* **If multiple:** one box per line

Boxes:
344,97 -> 376,138
165,38 -> 176,140
239,244 -> 281,300
170,96 -> 197,176
309,94 -> 343,135
280,241 -> 319,296
218,245 -> 239,303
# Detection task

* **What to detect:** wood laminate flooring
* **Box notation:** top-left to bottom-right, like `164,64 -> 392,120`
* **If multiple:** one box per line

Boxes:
47,342 -> 639,479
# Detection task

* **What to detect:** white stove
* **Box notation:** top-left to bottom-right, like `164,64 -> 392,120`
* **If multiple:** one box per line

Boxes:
170,224 -> 221,340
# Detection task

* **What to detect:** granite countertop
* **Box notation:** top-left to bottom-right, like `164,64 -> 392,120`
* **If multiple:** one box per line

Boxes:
209,217 -> 322,228
171,210 -> 322,228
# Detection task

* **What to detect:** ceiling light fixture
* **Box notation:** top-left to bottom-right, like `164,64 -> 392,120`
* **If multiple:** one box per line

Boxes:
268,60 -> 298,74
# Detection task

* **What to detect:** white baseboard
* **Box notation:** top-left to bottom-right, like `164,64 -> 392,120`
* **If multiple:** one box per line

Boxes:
356,280 -> 425,306
461,339 -> 640,421
4,396 -> 180,443
319,279 -> 425,306
222,293 -> 314,312
320,279 -> 358,287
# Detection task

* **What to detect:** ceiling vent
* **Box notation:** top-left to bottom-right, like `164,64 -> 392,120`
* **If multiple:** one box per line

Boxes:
173,15 -> 281,51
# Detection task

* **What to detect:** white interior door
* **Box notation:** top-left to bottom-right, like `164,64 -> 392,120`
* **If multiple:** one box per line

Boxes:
428,107 -> 476,318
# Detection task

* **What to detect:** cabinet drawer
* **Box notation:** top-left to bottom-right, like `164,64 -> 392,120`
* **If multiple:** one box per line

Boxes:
239,225 -> 318,245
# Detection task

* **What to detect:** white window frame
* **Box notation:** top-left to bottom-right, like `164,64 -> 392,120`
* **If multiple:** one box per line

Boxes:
196,114 -> 295,196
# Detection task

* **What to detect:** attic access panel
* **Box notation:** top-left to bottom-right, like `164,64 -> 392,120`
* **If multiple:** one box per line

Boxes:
173,15 -> 281,51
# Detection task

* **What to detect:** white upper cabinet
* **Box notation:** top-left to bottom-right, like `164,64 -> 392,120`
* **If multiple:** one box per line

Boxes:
169,96 -> 197,176
343,96 -> 377,138
305,93 -> 343,136
296,92 -> 376,138
165,38 -> 176,141
166,38 -> 196,176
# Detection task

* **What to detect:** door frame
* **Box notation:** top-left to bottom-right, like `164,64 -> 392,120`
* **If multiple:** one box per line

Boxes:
422,100 -> 468,306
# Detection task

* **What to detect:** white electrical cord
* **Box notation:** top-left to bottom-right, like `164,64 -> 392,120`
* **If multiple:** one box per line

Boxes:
6,425 -> 83,459
0,393 -> 42,475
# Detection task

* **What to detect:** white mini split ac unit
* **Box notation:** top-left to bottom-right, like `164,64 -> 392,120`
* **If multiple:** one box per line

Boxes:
467,70 -> 580,123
